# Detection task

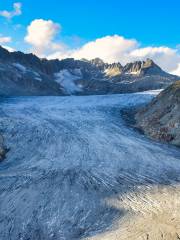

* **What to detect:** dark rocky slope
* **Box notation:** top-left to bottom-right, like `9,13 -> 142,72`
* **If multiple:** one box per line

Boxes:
0,46 -> 179,96
0,134 -> 7,161
135,81 -> 180,147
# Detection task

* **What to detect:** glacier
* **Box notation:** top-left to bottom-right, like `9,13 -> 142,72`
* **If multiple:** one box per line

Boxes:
0,91 -> 180,240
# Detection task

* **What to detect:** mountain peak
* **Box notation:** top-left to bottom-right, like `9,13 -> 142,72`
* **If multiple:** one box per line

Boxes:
0,45 -> 178,96
90,58 -> 105,66
143,58 -> 156,67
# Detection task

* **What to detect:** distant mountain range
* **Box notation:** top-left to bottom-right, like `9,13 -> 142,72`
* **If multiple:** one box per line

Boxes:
0,46 -> 179,96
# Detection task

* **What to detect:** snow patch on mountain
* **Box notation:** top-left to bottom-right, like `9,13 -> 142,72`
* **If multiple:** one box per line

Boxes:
12,63 -> 27,73
32,71 -> 42,81
125,71 -> 140,75
34,77 -> 42,81
54,68 -> 82,94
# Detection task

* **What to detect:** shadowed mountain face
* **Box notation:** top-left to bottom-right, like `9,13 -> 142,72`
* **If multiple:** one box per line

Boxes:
0,46 -> 179,96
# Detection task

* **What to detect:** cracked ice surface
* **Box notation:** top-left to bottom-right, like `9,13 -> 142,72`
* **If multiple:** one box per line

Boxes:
0,90 -> 180,240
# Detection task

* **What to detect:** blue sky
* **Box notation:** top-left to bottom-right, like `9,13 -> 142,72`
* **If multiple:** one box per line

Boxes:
0,0 -> 180,75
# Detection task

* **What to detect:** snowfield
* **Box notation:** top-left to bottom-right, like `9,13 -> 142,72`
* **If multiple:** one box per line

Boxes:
54,69 -> 82,93
0,91 -> 180,240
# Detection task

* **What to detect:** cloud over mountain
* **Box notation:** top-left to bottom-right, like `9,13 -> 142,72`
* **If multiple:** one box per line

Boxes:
23,18 -> 180,76
25,19 -> 63,56
47,34 -> 180,76
130,46 -> 180,74
0,36 -> 11,44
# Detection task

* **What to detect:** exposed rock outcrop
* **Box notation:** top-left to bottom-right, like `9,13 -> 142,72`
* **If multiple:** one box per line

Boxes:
135,81 -> 180,147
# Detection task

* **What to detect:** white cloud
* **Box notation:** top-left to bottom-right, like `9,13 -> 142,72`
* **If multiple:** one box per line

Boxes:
129,47 -> 180,73
0,36 -> 11,44
71,35 -> 139,64
0,36 -> 13,52
24,19 -> 180,76
0,2 -> 22,20
171,63 -> 180,76
24,19 -> 63,56
48,35 -> 138,64
48,35 -> 180,76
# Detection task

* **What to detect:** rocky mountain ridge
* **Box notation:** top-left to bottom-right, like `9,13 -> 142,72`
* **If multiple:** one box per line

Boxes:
0,46 -> 179,96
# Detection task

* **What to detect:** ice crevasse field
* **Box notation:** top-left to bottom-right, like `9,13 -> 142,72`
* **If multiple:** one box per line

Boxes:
0,90 -> 180,240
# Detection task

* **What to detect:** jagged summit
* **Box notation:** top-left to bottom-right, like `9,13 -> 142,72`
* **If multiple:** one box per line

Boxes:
87,57 -> 164,76
0,46 -> 164,75
122,58 -> 162,75
0,45 -> 179,96
144,58 -> 156,66
90,58 -> 105,66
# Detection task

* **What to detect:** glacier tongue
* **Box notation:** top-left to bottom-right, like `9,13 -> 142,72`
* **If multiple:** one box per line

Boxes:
0,92 -> 180,240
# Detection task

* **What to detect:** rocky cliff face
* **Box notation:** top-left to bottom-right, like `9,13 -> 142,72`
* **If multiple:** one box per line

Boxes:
0,46 -> 179,96
135,81 -> 180,147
